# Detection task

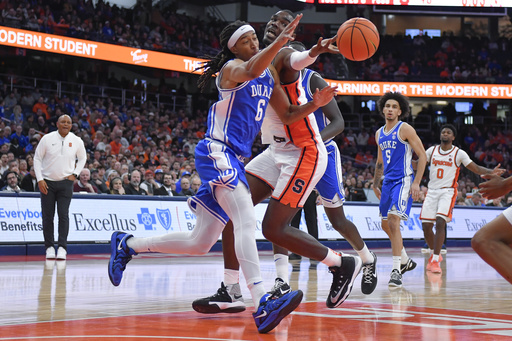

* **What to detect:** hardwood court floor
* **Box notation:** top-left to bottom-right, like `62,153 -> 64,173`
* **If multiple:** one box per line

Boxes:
1,247 -> 512,340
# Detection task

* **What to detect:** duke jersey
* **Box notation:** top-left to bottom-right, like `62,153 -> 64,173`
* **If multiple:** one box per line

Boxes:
378,121 -> 413,181
206,63 -> 274,157
301,68 -> 332,144
426,145 -> 472,189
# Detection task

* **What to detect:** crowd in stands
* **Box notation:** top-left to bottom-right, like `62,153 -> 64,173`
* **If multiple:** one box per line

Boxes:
0,0 -> 511,207
2,0 -> 511,85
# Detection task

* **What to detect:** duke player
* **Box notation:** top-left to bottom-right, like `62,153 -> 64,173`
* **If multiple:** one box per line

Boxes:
193,10 -> 362,315
420,124 -> 503,274
373,92 -> 427,288
107,17 -> 336,334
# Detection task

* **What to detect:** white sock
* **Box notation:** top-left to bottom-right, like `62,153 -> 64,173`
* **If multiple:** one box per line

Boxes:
321,248 -> 342,267
432,254 -> 440,262
224,269 -> 239,286
400,247 -> 409,264
355,244 -> 374,265
393,256 -> 401,272
274,253 -> 289,283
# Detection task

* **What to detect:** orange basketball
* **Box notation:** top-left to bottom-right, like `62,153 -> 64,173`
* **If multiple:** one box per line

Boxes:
336,17 -> 380,62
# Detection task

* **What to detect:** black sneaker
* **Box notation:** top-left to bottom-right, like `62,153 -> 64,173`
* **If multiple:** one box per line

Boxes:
326,255 -> 362,308
268,277 -> 291,298
400,258 -> 417,274
289,253 -> 302,261
192,282 -> 246,314
388,269 -> 403,288
361,251 -> 378,295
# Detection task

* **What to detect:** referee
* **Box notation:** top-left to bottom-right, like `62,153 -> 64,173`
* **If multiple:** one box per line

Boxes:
34,114 -> 86,260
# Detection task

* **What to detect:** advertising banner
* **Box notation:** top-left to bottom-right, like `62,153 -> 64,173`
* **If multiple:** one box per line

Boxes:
0,194 -> 504,243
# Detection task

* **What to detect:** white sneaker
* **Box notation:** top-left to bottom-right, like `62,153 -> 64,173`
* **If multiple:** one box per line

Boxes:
46,247 -> 56,259
56,247 -> 67,260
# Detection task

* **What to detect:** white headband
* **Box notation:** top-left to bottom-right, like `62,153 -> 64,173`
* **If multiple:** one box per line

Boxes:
227,24 -> 255,49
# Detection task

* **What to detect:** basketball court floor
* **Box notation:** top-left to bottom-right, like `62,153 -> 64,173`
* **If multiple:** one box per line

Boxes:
1,246 -> 512,340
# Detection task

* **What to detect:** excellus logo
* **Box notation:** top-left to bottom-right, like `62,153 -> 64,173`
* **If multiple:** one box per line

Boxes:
72,213 -> 136,231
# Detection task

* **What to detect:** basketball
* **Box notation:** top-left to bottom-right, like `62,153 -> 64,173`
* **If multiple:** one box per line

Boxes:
336,17 -> 380,62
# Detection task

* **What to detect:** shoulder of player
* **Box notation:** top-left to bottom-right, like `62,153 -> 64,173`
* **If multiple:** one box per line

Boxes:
309,71 -> 328,89
399,122 -> 419,138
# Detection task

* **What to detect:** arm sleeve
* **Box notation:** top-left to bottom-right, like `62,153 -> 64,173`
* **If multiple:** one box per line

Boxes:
289,50 -> 318,71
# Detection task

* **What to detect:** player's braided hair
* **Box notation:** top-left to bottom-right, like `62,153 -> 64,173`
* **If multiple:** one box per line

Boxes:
196,20 -> 249,93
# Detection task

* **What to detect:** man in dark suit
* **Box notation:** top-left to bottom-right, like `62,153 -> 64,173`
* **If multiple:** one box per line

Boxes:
154,172 -> 179,196
20,166 -> 38,192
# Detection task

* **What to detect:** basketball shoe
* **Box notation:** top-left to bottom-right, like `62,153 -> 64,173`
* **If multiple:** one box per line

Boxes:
400,258 -> 417,274
421,243 -> 431,254
326,255 -> 362,308
361,251 -> 378,295
426,254 -> 443,272
192,282 -> 246,314
268,278 -> 291,298
253,290 -> 303,333
388,269 -> 403,288
108,232 -> 137,286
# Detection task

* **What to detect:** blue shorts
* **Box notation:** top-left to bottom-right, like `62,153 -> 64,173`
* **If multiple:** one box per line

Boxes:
315,140 -> 345,208
379,175 -> 413,220
188,139 -> 247,225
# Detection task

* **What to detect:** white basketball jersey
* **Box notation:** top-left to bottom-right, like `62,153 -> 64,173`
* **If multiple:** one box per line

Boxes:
426,145 -> 472,189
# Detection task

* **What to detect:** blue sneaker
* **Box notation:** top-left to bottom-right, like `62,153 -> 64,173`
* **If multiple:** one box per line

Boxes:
108,232 -> 137,286
253,290 -> 303,333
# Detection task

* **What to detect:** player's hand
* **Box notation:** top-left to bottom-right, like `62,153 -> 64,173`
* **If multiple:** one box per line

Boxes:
479,173 -> 509,199
410,183 -> 421,201
491,163 -> 505,176
312,85 -> 337,107
309,36 -> 339,57
275,13 -> 303,46
38,180 -> 48,195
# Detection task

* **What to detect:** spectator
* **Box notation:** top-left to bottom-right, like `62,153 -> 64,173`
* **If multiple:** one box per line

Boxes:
190,175 -> 201,194
154,172 -> 179,196
140,169 -> 160,195
0,152 -> 9,174
32,96 -> 49,119
73,168 -> 99,193
123,169 -> 147,195
1,171 -> 22,192
178,177 -> 193,196
175,170 -> 191,193
109,177 -> 125,195
465,192 -> 484,206
20,166 -> 38,192
154,168 -> 163,184
91,168 -> 109,193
